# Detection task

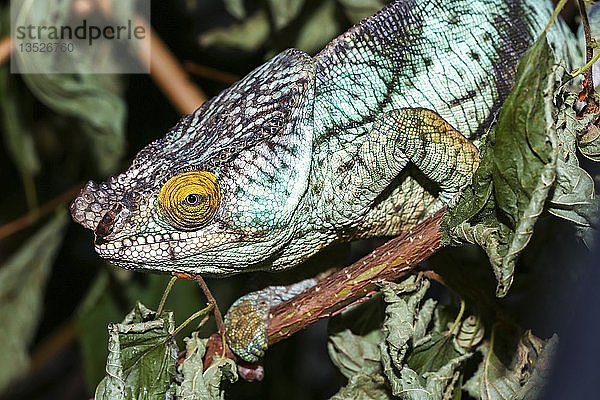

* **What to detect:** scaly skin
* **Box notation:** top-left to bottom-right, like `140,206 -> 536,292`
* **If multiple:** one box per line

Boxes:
71,0 -> 575,276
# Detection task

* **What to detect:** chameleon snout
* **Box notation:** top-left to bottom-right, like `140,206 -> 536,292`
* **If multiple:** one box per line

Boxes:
70,180 -> 129,238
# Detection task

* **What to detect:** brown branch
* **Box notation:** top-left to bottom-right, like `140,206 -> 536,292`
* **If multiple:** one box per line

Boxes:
135,16 -> 206,115
202,210 -> 444,373
30,321 -> 76,371
0,37 -> 11,66
266,210 -> 445,345
579,0 -> 595,93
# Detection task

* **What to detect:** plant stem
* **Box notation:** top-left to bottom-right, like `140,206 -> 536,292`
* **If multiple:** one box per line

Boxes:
156,276 -> 178,317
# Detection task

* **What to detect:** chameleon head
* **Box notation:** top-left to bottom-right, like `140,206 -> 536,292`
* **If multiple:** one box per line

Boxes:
70,49 -> 316,275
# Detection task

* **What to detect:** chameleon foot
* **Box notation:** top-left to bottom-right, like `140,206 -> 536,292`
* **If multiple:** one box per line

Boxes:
224,278 -> 317,363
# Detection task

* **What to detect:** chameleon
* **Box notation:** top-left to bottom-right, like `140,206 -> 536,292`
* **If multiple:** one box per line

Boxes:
70,0 -> 577,362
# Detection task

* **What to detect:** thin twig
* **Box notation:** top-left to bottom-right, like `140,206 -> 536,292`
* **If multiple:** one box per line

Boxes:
184,61 -> 240,84
171,304 -> 214,337
578,0 -> 595,93
72,2 -> 206,113
156,276 -> 178,317
544,0 -> 569,35
0,183 -> 83,241
30,321 -> 76,371
194,275 -> 226,336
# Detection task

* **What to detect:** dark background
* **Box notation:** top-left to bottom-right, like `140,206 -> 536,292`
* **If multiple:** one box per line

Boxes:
0,1 -> 597,399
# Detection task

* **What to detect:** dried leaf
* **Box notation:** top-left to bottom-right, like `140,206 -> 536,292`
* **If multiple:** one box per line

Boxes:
550,100 -> 600,244
378,278 -> 473,400
328,296 -> 385,378
464,325 -> 556,400
577,116 -> 600,162
330,373 -> 391,400
328,329 -> 382,378
455,316 -> 485,350
177,333 -> 209,399
201,356 -> 238,399
177,332 -> 238,400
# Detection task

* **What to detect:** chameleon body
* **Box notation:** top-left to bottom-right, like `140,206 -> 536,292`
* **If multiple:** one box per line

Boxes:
71,0 -> 576,360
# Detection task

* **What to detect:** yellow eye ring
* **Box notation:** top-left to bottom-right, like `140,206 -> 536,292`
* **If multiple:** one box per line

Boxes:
158,171 -> 221,230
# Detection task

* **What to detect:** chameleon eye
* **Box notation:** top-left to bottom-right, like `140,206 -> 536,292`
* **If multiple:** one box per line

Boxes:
158,171 -> 220,230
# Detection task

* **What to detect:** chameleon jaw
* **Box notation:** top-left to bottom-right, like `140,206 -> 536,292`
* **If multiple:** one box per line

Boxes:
93,230 -> 249,272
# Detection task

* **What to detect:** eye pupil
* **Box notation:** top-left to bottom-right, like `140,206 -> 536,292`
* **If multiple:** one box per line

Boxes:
185,194 -> 201,206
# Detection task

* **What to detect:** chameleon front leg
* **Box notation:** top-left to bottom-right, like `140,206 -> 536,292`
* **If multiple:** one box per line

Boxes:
361,107 -> 480,206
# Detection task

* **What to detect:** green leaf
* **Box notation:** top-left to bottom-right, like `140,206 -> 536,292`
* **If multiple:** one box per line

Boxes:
198,10 -> 270,52
407,332 -> 461,375
0,66 -> 40,184
0,211 -> 67,392
337,0 -> 387,23
224,0 -> 246,19
267,0 -> 305,29
177,332 -> 238,400
492,40 -> 553,223
77,273 -> 203,391
21,73 -> 126,175
444,35 -> 561,296
76,270 -> 123,393
294,0 -> 340,54
0,9 -> 39,206
95,303 -> 178,400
